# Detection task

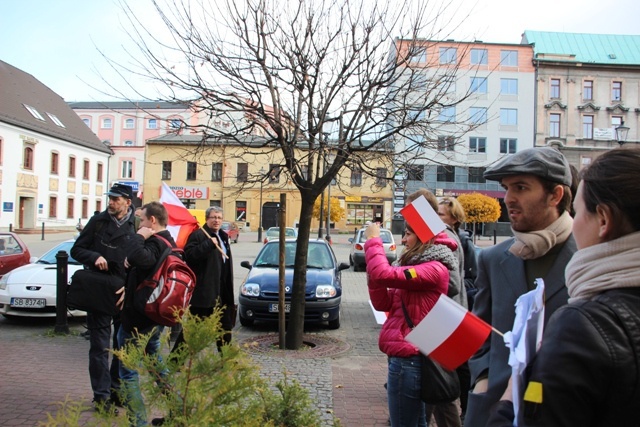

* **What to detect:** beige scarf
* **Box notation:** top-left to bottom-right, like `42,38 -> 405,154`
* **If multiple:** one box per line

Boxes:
566,231 -> 640,303
509,211 -> 573,260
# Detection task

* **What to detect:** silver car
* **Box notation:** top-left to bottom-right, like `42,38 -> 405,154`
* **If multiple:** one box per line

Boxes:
348,228 -> 397,272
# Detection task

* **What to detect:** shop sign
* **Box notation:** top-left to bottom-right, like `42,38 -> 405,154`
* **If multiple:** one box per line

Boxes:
169,186 -> 209,199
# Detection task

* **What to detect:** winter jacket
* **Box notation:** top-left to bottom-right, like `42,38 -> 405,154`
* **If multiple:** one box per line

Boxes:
365,232 -> 456,358
486,288 -> 640,427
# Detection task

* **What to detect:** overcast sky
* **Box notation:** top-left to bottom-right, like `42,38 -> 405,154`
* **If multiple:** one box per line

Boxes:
2,0 -> 638,102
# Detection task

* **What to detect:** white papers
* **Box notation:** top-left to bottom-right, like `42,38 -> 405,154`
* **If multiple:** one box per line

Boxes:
369,300 -> 388,325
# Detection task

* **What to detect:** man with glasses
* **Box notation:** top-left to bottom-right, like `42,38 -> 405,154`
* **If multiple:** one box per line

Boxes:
171,206 -> 235,351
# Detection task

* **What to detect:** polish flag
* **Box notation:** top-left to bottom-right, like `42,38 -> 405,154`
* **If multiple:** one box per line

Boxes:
406,294 -> 492,371
159,182 -> 199,248
399,195 -> 447,243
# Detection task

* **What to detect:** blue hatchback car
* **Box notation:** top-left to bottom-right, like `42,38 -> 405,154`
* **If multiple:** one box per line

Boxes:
238,239 -> 349,329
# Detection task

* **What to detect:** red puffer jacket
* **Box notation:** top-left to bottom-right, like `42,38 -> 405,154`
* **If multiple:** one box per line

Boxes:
365,232 -> 454,358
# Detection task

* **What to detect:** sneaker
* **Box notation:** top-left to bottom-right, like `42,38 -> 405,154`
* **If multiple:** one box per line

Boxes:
110,392 -> 124,408
93,398 -> 119,415
151,417 -> 165,426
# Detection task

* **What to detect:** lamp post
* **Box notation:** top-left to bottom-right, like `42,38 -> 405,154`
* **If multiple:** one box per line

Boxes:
616,121 -> 630,147
325,152 -> 334,244
257,167 -> 265,243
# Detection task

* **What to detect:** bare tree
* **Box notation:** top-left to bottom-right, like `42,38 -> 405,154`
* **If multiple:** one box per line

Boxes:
108,0 -> 474,349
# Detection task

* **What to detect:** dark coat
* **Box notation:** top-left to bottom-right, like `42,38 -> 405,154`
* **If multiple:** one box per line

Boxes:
184,225 -> 234,314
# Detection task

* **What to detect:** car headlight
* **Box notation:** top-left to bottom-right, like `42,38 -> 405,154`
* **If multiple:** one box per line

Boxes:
0,275 -> 9,290
241,283 -> 260,297
316,285 -> 336,298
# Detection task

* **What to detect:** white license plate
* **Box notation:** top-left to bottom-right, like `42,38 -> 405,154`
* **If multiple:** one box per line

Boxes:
268,303 -> 291,313
11,298 -> 46,308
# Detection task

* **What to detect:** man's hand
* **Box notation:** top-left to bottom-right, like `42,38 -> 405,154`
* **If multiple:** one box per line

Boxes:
95,256 -> 108,271
137,226 -> 154,240
473,377 -> 489,394
116,287 -> 125,310
364,223 -> 381,240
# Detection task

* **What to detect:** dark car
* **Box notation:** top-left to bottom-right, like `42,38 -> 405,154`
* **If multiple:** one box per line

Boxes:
238,239 -> 349,329
220,221 -> 240,243
0,232 -> 32,278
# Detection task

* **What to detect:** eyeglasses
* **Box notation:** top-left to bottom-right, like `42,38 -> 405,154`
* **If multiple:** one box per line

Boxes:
207,216 -> 223,220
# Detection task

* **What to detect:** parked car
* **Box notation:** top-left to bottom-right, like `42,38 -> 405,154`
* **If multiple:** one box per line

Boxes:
0,232 -> 32,278
263,226 -> 298,244
221,221 -> 240,243
348,227 -> 397,271
0,240 -> 85,318
238,239 -> 349,329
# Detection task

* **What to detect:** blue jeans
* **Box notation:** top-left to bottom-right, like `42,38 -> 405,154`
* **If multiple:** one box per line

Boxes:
87,312 -> 120,401
387,356 -> 427,427
117,325 -> 164,427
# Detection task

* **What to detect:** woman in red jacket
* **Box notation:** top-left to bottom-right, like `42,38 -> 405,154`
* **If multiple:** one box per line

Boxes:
365,212 -> 458,426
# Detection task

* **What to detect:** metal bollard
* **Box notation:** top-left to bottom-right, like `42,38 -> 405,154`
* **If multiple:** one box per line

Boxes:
493,229 -> 497,245
41,222 -> 45,240
54,250 -> 69,334
9,223 -> 12,232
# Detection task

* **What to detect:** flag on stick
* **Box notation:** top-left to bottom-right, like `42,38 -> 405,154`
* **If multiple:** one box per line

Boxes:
399,195 -> 447,242
406,294 -> 492,371
159,182 -> 199,248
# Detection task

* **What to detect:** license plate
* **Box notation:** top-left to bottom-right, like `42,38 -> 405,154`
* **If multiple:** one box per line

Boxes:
268,303 -> 291,313
11,298 -> 46,308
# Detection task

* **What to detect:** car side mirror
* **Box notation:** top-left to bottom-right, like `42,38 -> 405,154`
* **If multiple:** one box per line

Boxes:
240,260 -> 252,270
348,238 -> 354,243
338,262 -> 350,271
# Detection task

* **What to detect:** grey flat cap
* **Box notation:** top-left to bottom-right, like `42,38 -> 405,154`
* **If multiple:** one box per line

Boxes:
484,147 -> 572,186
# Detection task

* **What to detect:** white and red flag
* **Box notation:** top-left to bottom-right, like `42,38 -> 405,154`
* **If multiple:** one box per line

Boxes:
406,294 -> 492,371
399,195 -> 447,243
159,182 -> 199,248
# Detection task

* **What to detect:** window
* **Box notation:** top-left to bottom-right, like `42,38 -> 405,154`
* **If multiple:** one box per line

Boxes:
438,106 -> 456,122
23,146 -> 34,170
407,165 -> 424,181
101,118 -> 112,129
470,48 -> 488,65
375,168 -> 387,187
68,156 -> 76,177
439,47 -> 457,64
408,46 -> 426,63
123,140 -> 134,146
408,109 -> 425,121
96,200 -> 102,213
97,163 -> 104,182
469,107 -> 488,124
187,162 -> 197,180
124,118 -> 135,129
82,200 -> 88,219
169,119 -> 182,130
583,115 -> 594,139
237,163 -> 248,182
148,118 -> 158,129
49,196 -> 57,217
235,201 -> 247,222
469,137 -> 486,153
83,160 -> 90,180
350,167 -> 362,186
47,113 -> 65,128
269,164 -> 280,183
121,160 -> 133,179
500,50 -> 518,66
437,136 -> 455,151
550,78 -> 561,98
24,104 -> 45,120
470,77 -> 487,94
612,81 -> 622,101
468,167 -> 486,183
500,109 -> 518,126
211,162 -> 222,181
500,138 -> 517,154
500,78 -> 518,95
162,161 -> 172,180
611,116 -> 623,127
82,118 -> 91,127
550,113 -> 561,137
436,165 -> 455,182
50,152 -> 59,174
583,80 -> 593,100
67,198 -> 74,219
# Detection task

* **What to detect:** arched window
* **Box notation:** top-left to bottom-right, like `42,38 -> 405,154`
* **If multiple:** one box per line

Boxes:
23,146 -> 34,170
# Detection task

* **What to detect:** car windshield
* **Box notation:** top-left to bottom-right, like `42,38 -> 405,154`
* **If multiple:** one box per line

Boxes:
266,228 -> 296,238
37,241 -> 81,265
0,235 -> 24,254
254,242 -> 333,269
358,230 -> 393,244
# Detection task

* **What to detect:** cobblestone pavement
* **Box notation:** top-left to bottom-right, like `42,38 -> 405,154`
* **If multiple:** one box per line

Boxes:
0,230 -> 506,426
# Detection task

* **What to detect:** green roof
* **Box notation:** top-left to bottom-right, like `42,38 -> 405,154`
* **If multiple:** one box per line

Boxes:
522,31 -> 640,65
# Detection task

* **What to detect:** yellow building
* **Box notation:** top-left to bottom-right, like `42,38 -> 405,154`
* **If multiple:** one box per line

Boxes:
142,135 -> 395,233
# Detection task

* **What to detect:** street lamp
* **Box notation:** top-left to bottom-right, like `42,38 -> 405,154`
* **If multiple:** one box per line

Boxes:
616,121 -> 630,147
325,152 -> 335,244
257,167 -> 265,243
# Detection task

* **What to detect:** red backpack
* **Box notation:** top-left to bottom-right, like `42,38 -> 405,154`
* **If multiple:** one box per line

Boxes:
134,235 -> 197,327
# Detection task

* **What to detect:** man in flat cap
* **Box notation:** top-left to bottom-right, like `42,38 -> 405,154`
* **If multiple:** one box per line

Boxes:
464,147 -> 577,427
71,183 -> 137,412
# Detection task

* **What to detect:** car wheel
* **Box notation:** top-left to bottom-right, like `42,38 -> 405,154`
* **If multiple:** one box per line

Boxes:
327,313 -> 340,330
239,315 -> 254,327
349,255 -> 354,267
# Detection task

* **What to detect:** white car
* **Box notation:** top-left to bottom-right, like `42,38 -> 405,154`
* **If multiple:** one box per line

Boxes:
0,240 -> 85,318
263,227 -> 298,244
348,227 -> 397,272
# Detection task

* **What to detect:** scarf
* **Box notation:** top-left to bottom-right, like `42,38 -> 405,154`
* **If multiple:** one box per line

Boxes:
112,207 -> 133,228
395,243 -> 457,271
566,231 -> 640,303
509,211 -> 573,260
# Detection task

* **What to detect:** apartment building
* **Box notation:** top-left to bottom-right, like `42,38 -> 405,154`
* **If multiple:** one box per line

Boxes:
523,31 -> 640,169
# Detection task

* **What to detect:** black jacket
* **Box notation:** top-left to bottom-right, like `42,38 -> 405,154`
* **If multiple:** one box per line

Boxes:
487,288 -> 640,427
121,230 -> 176,332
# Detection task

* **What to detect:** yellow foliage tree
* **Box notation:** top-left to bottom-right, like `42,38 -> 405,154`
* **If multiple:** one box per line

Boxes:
457,193 -> 501,225
312,196 -> 345,223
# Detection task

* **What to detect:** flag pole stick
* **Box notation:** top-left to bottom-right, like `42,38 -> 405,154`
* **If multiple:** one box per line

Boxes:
491,326 -> 504,337
199,227 -> 229,260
